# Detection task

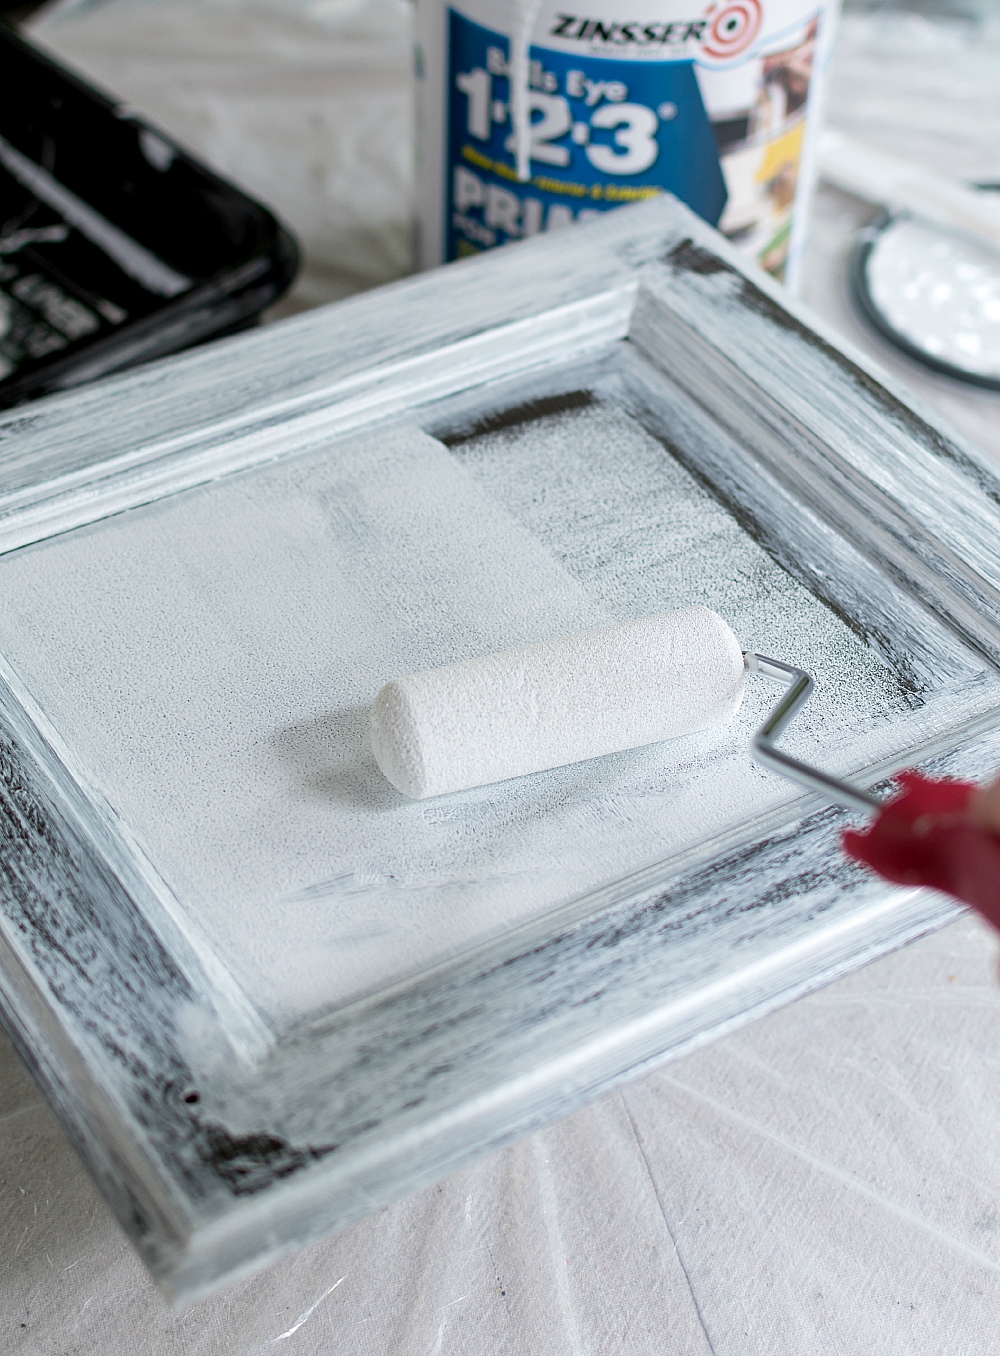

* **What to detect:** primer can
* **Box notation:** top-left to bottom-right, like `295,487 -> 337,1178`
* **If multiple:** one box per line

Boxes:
415,0 -> 839,287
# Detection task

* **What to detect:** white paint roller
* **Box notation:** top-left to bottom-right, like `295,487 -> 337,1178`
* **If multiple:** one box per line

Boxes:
370,606 -> 745,799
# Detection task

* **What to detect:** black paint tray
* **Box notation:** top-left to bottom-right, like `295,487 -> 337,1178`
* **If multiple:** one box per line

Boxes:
0,23 -> 299,407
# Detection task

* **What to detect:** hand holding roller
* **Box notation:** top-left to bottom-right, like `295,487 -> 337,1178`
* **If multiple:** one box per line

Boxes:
370,606 -> 1000,936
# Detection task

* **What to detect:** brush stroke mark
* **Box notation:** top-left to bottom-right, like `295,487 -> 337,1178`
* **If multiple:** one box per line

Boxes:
666,236 -> 1000,513
196,1123 -> 340,1197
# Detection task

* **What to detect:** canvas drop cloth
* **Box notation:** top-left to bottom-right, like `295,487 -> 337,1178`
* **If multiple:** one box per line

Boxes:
4,8 -> 1000,1352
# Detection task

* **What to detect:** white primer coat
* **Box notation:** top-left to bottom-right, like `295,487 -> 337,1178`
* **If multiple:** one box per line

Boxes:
371,607 -> 745,798
0,400 -> 936,1027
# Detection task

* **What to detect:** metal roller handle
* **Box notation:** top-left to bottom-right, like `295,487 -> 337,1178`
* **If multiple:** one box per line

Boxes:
745,652 -> 882,813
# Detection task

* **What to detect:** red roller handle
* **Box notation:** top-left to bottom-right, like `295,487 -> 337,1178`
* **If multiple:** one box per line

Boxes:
842,771 -> 1000,930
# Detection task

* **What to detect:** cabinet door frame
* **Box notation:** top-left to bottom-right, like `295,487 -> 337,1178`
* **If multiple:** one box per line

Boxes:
0,199 -> 993,1303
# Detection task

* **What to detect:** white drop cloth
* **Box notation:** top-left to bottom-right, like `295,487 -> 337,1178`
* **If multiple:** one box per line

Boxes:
5,916 -> 1000,1353
4,8 -> 1000,1352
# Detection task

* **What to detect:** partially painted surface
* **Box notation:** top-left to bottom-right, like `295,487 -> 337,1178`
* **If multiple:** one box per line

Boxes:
0,390 -> 982,1029
1,200 -> 999,1301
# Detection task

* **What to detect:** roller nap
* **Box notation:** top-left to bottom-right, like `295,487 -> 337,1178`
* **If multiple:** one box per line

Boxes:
370,606 -> 745,799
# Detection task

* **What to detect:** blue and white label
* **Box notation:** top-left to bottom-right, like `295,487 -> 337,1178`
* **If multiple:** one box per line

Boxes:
447,9 -> 728,259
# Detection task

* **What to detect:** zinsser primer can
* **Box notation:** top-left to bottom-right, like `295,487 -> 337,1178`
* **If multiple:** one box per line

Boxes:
415,0 -> 839,287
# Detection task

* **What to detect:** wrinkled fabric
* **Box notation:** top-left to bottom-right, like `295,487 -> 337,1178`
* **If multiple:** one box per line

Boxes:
4,913 -> 1000,1353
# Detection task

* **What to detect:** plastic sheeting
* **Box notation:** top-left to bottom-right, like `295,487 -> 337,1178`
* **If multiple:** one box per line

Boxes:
4,914 -> 1000,1352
